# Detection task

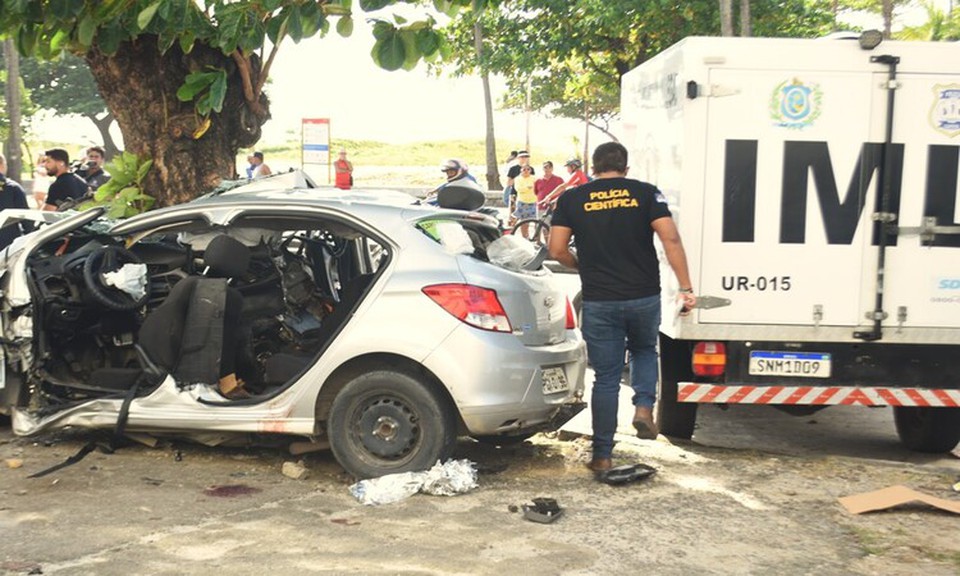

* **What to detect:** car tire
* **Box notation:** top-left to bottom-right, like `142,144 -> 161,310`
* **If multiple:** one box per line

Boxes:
328,370 -> 457,479
657,334 -> 698,440
893,406 -> 960,453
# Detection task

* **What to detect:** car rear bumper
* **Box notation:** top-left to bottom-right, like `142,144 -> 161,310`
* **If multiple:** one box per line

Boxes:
422,326 -> 587,435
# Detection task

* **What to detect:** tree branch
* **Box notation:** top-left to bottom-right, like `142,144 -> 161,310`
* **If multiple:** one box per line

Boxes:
231,50 -> 261,116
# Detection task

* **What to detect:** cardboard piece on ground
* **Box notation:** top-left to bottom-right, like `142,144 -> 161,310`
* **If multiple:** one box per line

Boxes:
838,485 -> 960,515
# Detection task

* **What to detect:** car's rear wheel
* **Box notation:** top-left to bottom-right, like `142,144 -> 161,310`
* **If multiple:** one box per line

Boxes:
328,370 -> 457,479
893,406 -> 960,453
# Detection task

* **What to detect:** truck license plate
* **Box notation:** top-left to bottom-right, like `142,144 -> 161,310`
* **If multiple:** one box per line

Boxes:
542,367 -> 569,394
748,351 -> 831,378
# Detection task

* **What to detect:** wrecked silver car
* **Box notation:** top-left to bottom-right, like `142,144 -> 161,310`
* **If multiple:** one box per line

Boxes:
0,185 -> 586,478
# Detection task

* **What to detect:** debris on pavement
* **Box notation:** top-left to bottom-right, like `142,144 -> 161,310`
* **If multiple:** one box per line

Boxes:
521,497 -> 564,524
203,484 -> 263,498
5,458 -> 22,469
595,463 -> 657,486
838,485 -> 960,515
282,460 -> 310,480
349,459 -> 479,505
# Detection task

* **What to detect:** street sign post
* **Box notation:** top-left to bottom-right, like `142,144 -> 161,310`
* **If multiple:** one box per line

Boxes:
302,118 -> 331,183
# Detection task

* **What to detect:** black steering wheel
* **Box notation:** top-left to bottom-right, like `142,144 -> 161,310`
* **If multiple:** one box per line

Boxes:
82,245 -> 150,311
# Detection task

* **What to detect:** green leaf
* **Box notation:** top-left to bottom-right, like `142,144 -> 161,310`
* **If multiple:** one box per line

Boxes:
77,14 -> 97,47
336,15 -> 354,37
107,203 -> 127,219
400,29 -> 419,71
179,31 -> 196,54
207,70 -> 227,113
97,22 -> 124,55
136,159 -> 153,184
49,28 -> 70,53
137,2 -> 161,30
375,31 -> 406,71
415,28 -> 440,55
118,186 -> 141,203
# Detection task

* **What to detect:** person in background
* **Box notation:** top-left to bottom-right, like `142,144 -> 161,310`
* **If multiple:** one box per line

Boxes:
78,146 -> 111,192
0,153 -> 33,249
539,157 -> 588,208
505,150 -> 534,226
535,160 -> 564,215
250,151 -> 272,178
31,154 -> 51,209
334,149 -> 354,189
502,150 -> 518,206
244,154 -> 256,179
513,164 -> 538,236
42,148 -> 88,211
548,142 -> 696,474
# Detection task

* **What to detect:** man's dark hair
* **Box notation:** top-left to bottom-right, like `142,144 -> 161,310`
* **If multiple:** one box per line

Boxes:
253,151 -> 264,160
86,146 -> 105,157
45,148 -> 70,164
543,160 -> 553,169
592,142 -> 628,174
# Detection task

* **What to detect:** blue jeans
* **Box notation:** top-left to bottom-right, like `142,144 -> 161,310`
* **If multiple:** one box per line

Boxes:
581,295 -> 661,459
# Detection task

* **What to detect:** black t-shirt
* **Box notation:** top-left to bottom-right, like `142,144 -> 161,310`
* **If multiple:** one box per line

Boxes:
0,176 -> 32,249
46,172 -> 89,207
551,177 -> 672,301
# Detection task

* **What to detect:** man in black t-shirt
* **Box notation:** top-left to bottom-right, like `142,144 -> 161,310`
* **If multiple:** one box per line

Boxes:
43,148 -> 89,211
548,142 -> 696,474
0,153 -> 33,249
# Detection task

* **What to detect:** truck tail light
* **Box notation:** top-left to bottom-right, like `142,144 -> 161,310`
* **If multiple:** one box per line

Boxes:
692,341 -> 726,377
565,297 -> 576,329
423,284 -> 512,332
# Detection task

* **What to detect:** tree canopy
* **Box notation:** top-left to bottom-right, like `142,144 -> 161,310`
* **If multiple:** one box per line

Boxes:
438,0 -> 837,138
0,0 -> 485,206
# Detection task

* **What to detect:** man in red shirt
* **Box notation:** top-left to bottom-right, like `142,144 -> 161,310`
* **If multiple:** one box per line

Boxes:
534,160 -> 564,212
539,157 -> 588,208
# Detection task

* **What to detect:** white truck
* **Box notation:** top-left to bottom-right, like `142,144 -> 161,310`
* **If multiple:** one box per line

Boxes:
620,33 -> 960,452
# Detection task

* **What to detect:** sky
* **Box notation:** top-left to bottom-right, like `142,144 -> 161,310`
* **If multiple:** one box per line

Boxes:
261,16 -> 583,147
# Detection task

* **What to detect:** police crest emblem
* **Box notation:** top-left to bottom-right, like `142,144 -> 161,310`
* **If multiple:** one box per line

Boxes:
930,84 -> 960,137
770,78 -> 822,129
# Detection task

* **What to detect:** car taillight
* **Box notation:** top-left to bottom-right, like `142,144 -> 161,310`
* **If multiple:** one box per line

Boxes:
565,297 -> 576,329
422,284 -> 512,332
692,341 -> 726,377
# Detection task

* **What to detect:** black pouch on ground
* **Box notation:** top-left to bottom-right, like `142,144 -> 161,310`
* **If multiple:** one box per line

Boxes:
596,463 -> 658,485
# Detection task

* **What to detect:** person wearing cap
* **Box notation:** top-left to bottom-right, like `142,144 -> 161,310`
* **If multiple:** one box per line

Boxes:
505,151 -> 535,225
513,163 -> 539,235
548,142 -> 695,474
539,156 -> 588,208
423,159 -> 479,206
334,149 -> 354,190
42,148 -> 89,211
250,151 -> 272,179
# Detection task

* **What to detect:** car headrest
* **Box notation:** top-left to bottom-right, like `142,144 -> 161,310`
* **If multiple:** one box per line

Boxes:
437,181 -> 486,211
204,235 -> 250,278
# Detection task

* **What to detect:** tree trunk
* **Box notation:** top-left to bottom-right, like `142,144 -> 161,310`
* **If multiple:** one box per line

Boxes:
719,0 -> 734,36
3,39 -> 24,182
84,111 -> 121,160
882,0 -> 893,38
739,0 -> 752,37
85,36 -> 268,207
474,21 -> 502,191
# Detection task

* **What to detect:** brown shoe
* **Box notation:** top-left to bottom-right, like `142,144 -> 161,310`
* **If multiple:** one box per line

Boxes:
633,407 -> 659,440
586,458 -> 613,472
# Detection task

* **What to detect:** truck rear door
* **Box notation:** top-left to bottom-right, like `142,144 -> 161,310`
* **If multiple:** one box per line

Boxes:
699,67 -> 879,328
